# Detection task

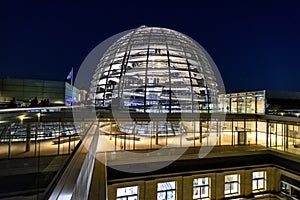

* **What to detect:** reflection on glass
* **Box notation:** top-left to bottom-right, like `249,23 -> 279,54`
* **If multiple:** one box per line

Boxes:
224,174 -> 240,196
91,26 -> 219,135
157,181 -> 176,200
281,181 -> 300,199
252,171 -> 266,192
117,186 -> 138,200
193,177 -> 209,199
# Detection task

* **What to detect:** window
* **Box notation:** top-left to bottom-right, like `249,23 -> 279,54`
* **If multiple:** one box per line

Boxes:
157,181 -> 176,200
281,181 -> 300,199
193,177 -> 209,199
116,186 -> 138,200
224,174 -> 240,196
252,171 -> 266,192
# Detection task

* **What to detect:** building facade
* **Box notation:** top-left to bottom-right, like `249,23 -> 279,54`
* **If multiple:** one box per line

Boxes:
0,78 -> 85,107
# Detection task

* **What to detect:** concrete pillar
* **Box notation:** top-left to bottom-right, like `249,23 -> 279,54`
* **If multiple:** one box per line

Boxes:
243,170 -> 252,197
269,167 -> 280,193
176,176 -> 183,200
210,174 -> 217,200
145,180 -> 156,200
182,176 -> 193,199
107,182 -> 114,199
215,173 -> 224,199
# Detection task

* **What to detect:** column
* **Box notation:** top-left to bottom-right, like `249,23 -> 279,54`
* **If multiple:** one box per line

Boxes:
243,170 -> 252,197
215,173 -> 224,199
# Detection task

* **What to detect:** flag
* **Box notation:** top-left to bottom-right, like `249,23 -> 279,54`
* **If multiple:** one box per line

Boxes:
66,68 -> 73,80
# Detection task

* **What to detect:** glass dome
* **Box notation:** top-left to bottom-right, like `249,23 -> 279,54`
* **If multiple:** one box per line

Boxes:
91,26 -> 219,115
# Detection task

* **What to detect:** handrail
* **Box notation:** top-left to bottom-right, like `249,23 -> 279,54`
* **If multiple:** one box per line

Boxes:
41,120 -> 99,200
0,106 -> 77,113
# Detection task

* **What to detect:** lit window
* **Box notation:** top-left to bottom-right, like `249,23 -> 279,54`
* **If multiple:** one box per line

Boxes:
224,174 -> 240,196
193,177 -> 209,199
281,181 -> 300,199
116,186 -> 138,200
157,181 -> 176,200
252,171 -> 266,192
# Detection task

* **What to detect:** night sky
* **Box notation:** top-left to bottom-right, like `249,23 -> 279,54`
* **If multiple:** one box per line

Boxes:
1,0 -> 300,93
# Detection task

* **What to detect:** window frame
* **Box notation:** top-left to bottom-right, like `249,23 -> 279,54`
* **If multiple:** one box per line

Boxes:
157,181 -> 176,200
116,185 -> 138,200
224,174 -> 240,196
252,171 -> 267,192
193,177 -> 210,199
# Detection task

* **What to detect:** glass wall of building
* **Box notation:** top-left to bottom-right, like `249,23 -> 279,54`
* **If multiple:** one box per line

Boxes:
0,113 -> 91,159
218,91 -> 265,114
0,78 -> 82,106
98,116 -> 300,157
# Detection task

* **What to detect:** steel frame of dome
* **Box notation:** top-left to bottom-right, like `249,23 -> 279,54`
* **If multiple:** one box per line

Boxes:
91,26 -> 219,114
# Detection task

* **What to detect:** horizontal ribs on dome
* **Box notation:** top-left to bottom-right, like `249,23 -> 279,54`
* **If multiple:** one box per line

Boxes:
91,26 -> 219,115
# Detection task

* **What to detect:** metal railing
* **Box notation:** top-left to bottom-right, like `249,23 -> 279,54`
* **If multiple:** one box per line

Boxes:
0,107 -> 94,199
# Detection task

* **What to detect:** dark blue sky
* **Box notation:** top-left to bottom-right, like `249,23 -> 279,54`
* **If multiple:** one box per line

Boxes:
1,0 -> 300,92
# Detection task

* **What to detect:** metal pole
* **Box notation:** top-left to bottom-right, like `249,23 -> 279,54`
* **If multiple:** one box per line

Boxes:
165,121 -> 168,145
26,122 -> 31,152
266,120 -> 269,148
68,135 -> 70,154
8,123 -> 11,159
200,121 -> 202,143
58,121 -> 60,155
35,122 -> 38,156
156,121 -> 159,145
255,119 -> 258,145
193,120 -> 196,147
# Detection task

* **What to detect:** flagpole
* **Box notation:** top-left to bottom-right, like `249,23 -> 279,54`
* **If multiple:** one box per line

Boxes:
71,67 -> 73,86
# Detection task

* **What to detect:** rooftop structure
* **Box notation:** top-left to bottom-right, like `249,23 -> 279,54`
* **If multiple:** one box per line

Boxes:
91,26 -> 220,113
0,78 -> 86,107
90,26 -> 223,136
1,26 -> 300,200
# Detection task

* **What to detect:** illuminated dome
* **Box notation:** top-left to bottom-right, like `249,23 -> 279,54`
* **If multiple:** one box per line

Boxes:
91,26 -> 219,115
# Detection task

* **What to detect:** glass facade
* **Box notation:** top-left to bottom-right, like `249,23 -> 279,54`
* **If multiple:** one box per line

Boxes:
91,26 -> 219,113
91,26 -> 221,136
0,78 -> 82,106
101,117 -> 300,154
218,91 -> 265,114
0,114 -> 89,159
